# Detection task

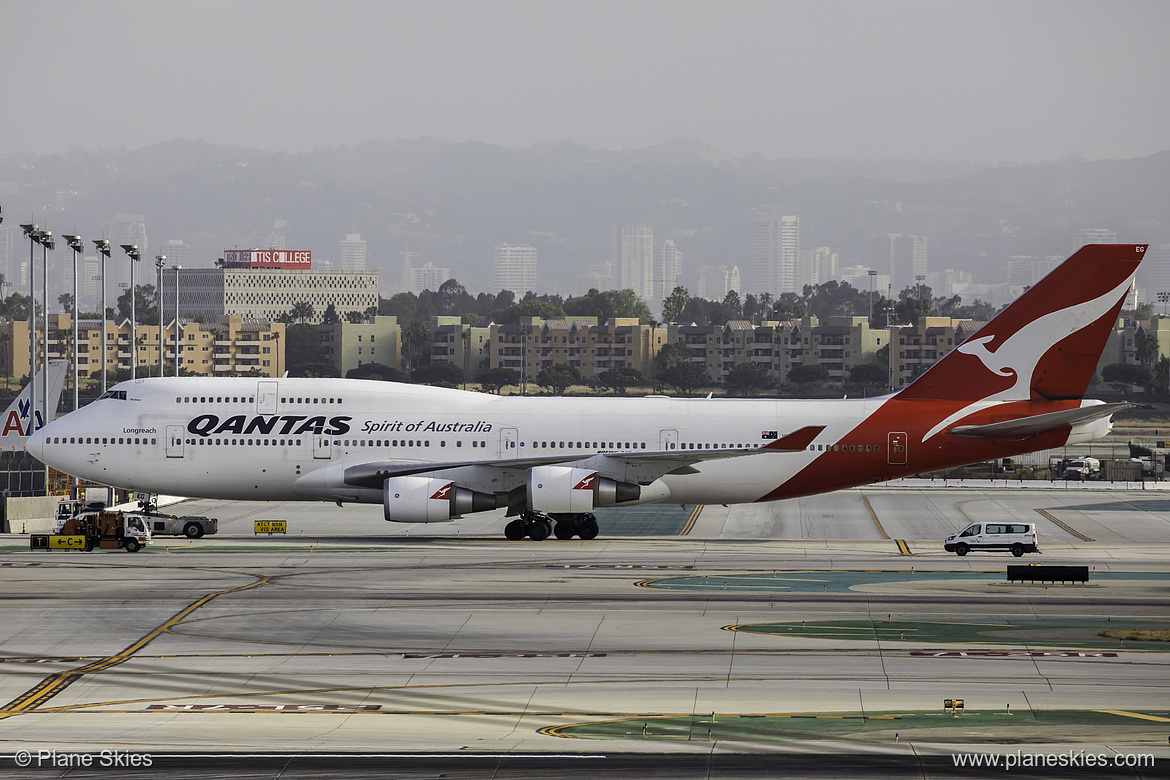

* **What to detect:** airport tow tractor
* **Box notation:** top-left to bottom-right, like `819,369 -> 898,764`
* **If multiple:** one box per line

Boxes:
30,500 -> 152,553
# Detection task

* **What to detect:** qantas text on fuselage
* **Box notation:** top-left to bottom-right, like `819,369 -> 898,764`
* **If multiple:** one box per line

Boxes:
28,245 -> 1147,541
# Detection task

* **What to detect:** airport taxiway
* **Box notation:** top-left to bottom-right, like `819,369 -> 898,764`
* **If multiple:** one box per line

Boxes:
0,482 -> 1168,775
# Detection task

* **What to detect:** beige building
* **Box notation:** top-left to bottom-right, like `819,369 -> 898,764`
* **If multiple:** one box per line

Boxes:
888,316 -> 978,389
490,317 -> 666,380
319,316 -> 400,376
1,315 -> 285,380
430,317 -> 492,380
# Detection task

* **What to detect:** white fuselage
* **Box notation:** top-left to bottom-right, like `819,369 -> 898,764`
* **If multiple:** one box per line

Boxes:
30,377 -> 889,508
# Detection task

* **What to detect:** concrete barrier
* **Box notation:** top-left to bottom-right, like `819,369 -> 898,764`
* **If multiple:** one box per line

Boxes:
2,496 -> 62,533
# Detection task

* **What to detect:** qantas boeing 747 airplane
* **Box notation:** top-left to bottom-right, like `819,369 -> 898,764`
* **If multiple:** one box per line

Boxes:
28,244 -> 1146,540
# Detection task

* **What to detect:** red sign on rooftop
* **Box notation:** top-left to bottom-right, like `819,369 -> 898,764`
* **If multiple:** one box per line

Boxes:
222,249 -> 312,269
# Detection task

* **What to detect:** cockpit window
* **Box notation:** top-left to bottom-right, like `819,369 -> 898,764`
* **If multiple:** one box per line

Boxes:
97,390 -> 128,401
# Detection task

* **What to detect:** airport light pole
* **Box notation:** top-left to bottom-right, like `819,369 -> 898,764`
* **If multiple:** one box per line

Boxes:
39,230 -> 53,428
172,265 -> 182,376
868,270 -> 877,325
93,239 -> 111,393
63,235 -> 84,410
19,223 -> 40,434
121,244 -> 140,380
155,255 -> 165,377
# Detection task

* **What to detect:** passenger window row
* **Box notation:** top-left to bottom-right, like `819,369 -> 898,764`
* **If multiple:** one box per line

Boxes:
48,436 -> 156,445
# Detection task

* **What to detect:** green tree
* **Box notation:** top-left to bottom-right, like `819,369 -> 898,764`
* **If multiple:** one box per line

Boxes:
722,289 -> 743,319
662,286 -> 689,323
289,361 -> 340,378
596,366 -> 643,395
724,361 -> 771,396
787,363 -> 830,385
849,362 -> 888,394
346,362 -> 405,382
117,284 -> 158,324
659,361 -> 710,396
321,303 -> 341,324
289,300 -> 316,324
478,367 -> 520,394
1101,362 -> 1150,387
412,361 -> 464,387
535,363 -> 582,396
401,320 -> 431,381
284,323 -> 325,369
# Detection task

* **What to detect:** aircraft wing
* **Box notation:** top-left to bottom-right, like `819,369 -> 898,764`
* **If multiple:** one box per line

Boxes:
950,403 -> 1126,438
343,425 -> 825,490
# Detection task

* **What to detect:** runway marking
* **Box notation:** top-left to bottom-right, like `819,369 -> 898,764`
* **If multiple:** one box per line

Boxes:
1095,709 -> 1170,722
0,574 -> 272,720
1035,508 -> 1095,542
862,496 -> 889,539
895,539 -> 911,555
678,505 -> 703,536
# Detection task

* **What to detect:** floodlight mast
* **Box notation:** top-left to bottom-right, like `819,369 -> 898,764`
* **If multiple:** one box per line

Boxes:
121,244 -> 140,380
93,239 -> 111,393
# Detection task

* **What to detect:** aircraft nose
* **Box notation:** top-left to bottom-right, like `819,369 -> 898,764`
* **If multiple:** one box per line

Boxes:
27,426 -> 45,460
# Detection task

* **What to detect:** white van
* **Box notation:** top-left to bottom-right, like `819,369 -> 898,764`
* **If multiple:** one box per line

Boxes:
944,522 -> 1038,557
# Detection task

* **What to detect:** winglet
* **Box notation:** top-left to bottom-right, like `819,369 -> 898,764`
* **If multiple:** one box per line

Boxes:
763,425 -> 825,451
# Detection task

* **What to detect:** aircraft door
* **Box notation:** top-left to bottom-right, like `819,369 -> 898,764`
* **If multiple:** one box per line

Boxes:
257,381 -> 279,415
313,433 -> 333,460
659,429 -> 679,451
887,432 -> 907,465
166,425 -> 185,458
499,427 -> 518,458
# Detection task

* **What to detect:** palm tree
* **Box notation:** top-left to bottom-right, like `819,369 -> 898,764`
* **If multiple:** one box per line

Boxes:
402,321 -> 431,382
0,332 -> 10,391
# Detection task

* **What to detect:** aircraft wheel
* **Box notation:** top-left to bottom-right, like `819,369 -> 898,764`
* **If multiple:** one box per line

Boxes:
528,519 -> 551,541
577,515 -> 599,540
954,543 -> 969,557
183,522 -> 204,539
504,519 -> 527,541
553,521 -> 576,540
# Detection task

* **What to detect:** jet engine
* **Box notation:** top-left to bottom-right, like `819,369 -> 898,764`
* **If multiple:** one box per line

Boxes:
526,466 -> 641,514
383,476 -> 496,523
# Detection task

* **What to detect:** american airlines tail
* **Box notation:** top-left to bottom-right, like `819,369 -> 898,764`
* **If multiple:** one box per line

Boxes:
1,360 -> 69,451
26,245 -> 1147,541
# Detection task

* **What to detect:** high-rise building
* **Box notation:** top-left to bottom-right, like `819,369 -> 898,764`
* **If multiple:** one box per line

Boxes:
159,239 -> 192,269
654,240 -> 683,311
753,216 -> 800,296
872,234 -> 927,294
111,213 -> 148,296
492,243 -> 538,294
694,265 -> 739,302
410,262 -> 450,295
612,225 -> 654,302
799,247 -> 838,290
340,233 -> 367,271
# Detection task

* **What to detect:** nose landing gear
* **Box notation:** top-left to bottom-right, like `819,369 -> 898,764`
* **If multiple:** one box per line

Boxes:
504,512 -> 599,541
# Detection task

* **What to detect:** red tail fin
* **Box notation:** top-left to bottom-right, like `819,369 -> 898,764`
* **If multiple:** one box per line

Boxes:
897,244 -> 1146,404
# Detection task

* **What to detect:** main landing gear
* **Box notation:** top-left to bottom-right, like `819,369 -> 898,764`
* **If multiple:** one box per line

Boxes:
504,512 -> 599,541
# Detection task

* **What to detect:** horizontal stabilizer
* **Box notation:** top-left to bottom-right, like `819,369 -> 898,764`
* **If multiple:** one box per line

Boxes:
762,425 -> 826,451
950,403 -> 1126,438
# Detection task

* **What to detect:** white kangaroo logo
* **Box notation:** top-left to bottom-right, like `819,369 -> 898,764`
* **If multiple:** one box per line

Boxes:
922,273 -> 1134,441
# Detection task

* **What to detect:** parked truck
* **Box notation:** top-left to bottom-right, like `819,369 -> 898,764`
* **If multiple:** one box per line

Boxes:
31,501 -> 152,552
144,514 -> 218,539
1062,457 -> 1101,480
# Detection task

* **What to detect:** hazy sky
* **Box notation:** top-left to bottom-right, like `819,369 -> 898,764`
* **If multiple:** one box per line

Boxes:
5,0 -> 1167,162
